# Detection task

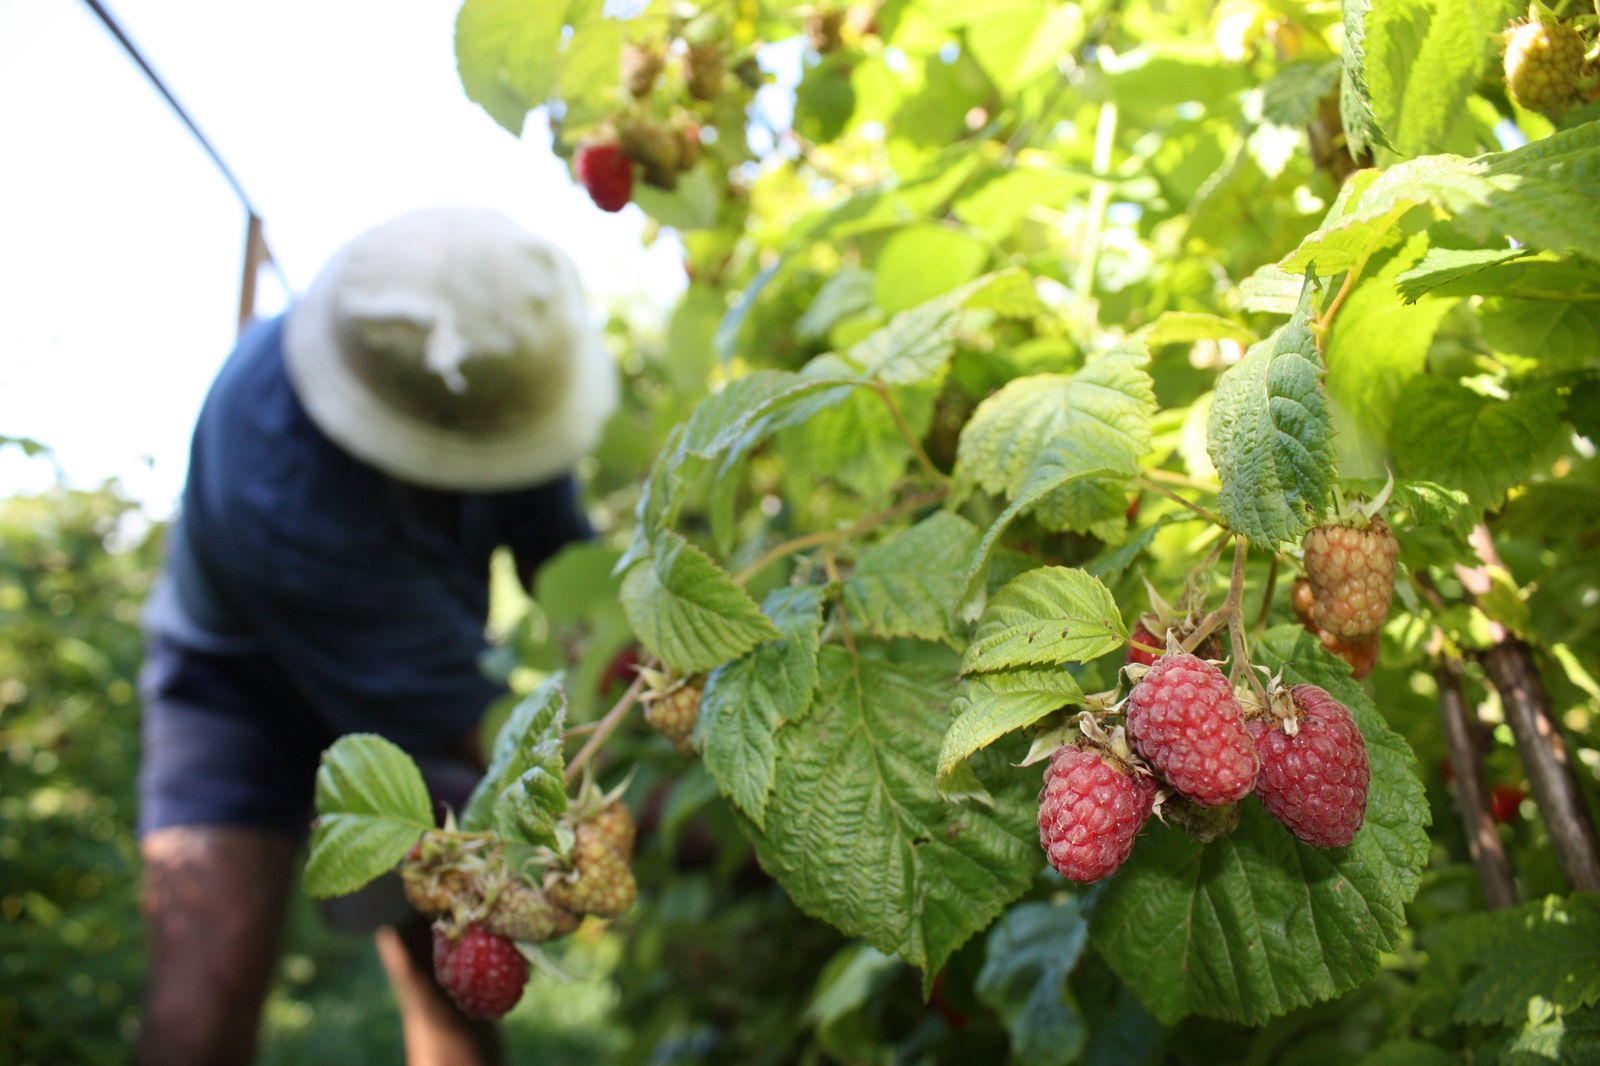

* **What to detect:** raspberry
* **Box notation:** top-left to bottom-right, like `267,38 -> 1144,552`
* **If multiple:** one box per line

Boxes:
484,880 -> 580,943
1490,784 -> 1526,824
1302,517 -> 1398,639
432,922 -> 529,1019
1504,14 -> 1591,116
1292,578 -> 1380,679
643,678 -> 702,755
685,43 -> 724,101
574,143 -> 633,213
621,119 -> 682,191
1037,746 -> 1159,883
544,833 -> 637,917
400,833 -> 474,918
1247,684 -> 1369,848
620,43 -> 663,98
582,800 -> 636,859
1125,654 -> 1258,807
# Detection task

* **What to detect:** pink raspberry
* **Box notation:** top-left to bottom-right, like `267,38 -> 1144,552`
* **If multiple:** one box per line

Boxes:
1037,746 -> 1159,883
1125,653 -> 1258,806
432,922 -> 529,1020
1247,684 -> 1369,847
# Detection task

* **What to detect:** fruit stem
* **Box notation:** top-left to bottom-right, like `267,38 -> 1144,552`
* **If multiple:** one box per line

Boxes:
1229,608 -> 1268,706
869,381 -> 946,482
1183,537 -> 1248,654
564,672 -> 649,785
1252,553 -> 1279,632
1134,476 -> 1225,528
823,551 -> 860,658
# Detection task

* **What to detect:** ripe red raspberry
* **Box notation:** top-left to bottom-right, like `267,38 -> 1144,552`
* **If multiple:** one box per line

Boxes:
1503,15 -> 1591,116
1490,783 -> 1526,824
1125,654 -> 1258,806
1037,746 -> 1159,883
574,143 -> 633,213
1302,517 -> 1398,639
1247,684 -> 1369,848
432,922 -> 529,1019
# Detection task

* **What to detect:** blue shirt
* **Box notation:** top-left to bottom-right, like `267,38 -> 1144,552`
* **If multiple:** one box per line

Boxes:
144,314 -> 591,748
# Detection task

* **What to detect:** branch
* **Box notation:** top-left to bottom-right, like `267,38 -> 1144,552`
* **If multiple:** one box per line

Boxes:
1184,537 -> 1248,654
733,485 -> 949,585
869,382 -> 944,481
1458,524 -> 1600,893
564,672 -> 648,785
1434,656 -> 1519,909
1134,475 -> 1226,528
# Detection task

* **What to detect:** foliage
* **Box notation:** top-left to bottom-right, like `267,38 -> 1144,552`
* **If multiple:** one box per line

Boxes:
435,0 -> 1600,1060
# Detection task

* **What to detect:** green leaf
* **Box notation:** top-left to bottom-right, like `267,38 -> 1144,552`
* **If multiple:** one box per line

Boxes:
620,530 -> 783,673
461,677 -> 568,845
1278,170 -> 1410,277
798,267 -> 877,341
938,665 -> 1084,789
956,347 -> 1155,538
851,271 -> 1040,386
1365,0 -> 1517,158
874,224 -> 991,316
1207,276 -> 1334,544
1091,626 -> 1430,1025
1339,0 -> 1391,159
752,643 -> 1040,980
305,734 -> 434,899
699,586 -> 824,829
778,372 -> 934,501
1390,380 -> 1565,507
1482,290 -> 1600,369
1394,246 -> 1535,301
1344,477 -> 1476,533
842,512 -> 982,646
1325,236 -> 1454,478
1136,311 -> 1258,348
976,901 -> 1090,1066
1428,894 -> 1600,1027
961,567 -> 1125,675
958,427 -> 1139,614
960,0 -> 1084,93
454,0 -> 571,134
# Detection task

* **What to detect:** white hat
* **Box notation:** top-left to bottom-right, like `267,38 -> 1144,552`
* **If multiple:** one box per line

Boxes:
284,206 -> 618,492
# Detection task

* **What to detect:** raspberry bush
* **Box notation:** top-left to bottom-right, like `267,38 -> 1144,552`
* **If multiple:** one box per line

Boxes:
297,0 -> 1600,1059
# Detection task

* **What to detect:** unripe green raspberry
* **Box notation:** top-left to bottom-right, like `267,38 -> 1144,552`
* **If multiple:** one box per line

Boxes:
1503,14 -> 1591,116
484,880 -> 580,943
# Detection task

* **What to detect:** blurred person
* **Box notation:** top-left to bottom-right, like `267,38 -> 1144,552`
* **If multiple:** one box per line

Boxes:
135,207 -> 618,1066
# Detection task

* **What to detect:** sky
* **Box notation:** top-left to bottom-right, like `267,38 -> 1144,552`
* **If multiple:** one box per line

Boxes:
0,0 -> 687,517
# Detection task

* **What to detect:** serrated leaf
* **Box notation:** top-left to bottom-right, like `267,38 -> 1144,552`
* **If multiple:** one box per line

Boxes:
798,267 -> 877,341
461,676 -> 568,843
621,530 -> 783,673
1207,276 -> 1334,544
955,347 -> 1155,538
1091,626 -> 1430,1025
1240,263 -> 1305,314
1278,171 -> 1411,277
779,374 -> 934,501
1340,0 -> 1390,159
1137,311 -> 1259,348
1394,247 -> 1535,301
1365,0 -> 1516,158
699,586 -> 825,829
842,512 -> 982,646
1390,380 -> 1565,507
1325,236 -> 1454,478
1482,293 -> 1600,369
851,270 -> 1041,386
306,734 -> 434,899
976,902 -> 1090,1066
961,567 -> 1125,675
1344,477 -> 1476,533
1429,895 -> 1600,1027
752,643 -> 1040,981
938,665 -> 1084,789
958,427 -> 1139,615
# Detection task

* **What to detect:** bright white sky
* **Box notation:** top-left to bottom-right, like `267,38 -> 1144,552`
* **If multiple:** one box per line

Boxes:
0,0 -> 687,518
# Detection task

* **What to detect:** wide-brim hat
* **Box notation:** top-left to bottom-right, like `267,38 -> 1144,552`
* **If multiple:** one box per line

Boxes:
284,206 -> 618,492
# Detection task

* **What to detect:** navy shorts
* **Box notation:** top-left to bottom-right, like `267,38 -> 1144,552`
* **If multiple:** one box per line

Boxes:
136,638 -> 339,837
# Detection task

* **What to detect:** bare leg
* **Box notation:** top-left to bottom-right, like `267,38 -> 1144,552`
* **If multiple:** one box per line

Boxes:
375,917 -> 504,1066
137,825 -> 296,1066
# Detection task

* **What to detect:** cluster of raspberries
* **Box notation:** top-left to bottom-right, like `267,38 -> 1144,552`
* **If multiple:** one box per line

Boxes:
409,800 -> 639,1019
1292,517 -> 1399,679
1037,653 -> 1370,884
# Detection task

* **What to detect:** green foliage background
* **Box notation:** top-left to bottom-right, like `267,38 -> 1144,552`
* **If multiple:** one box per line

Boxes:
9,0 -> 1600,1060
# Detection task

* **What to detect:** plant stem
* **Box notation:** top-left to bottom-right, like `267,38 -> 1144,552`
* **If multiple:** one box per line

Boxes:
564,672 -> 648,785
1253,553 -> 1279,632
1135,475 -> 1225,528
822,552 -> 858,659
1072,100 -> 1119,338
733,485 -> 949,584
1185,538 -> 1248,653
1142,467 -> 1219,493
870,382 -> 944,481
1434,656 -> 1519,909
